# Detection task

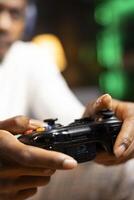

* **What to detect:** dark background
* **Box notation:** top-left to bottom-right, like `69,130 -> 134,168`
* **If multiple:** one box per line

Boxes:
32,0 -> 134,102
35,0 -> 100,89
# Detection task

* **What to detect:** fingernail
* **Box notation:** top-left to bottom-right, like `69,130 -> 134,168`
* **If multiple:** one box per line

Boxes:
96,98 -> 102,105
63,159 -> 78,169
102,93 -> 111,98
96,94 -> 109,104
114,144 -> 126,158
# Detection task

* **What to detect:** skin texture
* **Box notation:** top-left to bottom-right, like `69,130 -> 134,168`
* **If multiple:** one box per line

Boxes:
0,94 -> 134,199
0,116 -> 77,200
0,0 -> 27,61
0,1 -> 134,198
83,94 -> 134,165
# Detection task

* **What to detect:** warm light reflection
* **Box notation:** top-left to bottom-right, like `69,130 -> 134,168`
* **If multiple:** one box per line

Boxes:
32,34 -> 67,72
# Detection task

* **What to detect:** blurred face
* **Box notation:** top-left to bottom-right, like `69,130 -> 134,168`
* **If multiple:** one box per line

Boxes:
0,0 -> 27,60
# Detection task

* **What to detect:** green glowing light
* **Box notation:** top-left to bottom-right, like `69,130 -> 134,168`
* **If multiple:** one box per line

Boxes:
99,71 -> 126,99
97,30 -> 123,68
95,0 -> 134,69
95,0 -> 134,26
95,0 -> 134,99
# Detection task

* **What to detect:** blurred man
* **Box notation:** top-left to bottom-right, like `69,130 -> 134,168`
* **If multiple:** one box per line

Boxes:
0,0 -> 26,61
0,0 -> 84,123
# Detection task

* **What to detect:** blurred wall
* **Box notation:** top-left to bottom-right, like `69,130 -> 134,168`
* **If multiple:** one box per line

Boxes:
35,0 -> 100,89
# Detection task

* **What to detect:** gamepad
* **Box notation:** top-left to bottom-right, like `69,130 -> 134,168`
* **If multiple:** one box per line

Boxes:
18,110 -> 122,163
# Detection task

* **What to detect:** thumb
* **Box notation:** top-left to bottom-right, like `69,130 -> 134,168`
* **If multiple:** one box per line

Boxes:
0,130 -> 78,170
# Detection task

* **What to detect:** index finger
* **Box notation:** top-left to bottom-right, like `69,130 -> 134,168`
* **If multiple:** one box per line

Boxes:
83,94 -> 113,117
0,116 -> 45,134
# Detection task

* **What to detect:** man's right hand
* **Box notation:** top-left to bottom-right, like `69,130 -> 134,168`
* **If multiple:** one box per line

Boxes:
0,116 -> 77,200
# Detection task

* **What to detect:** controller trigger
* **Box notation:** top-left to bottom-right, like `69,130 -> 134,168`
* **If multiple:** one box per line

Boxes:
44,119 -> 58,126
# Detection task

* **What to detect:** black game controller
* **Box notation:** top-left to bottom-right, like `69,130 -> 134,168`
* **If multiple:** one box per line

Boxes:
18,110 -> 122,163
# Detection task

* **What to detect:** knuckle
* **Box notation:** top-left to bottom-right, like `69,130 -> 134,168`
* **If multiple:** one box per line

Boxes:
42,168 -> 56,176
50,169 -> 56,175
19,147 -> 33,166
14,116 -> 29,129
122,137 -> 133,149
123,141 -> 134,160
121,137 -> 133,150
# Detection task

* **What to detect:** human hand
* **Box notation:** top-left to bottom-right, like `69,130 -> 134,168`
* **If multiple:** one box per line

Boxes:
83,94 -> 134,165
0,116 -> 77,199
